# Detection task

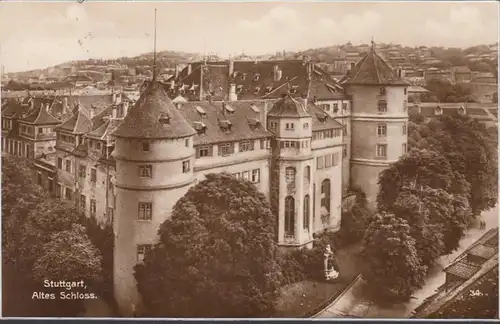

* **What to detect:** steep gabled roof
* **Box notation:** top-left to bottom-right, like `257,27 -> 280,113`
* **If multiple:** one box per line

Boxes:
1,100 -> 29,118
86,118 -> 122,141
55,106 -> 92,134
342,42 -> 409,86
178,100 -> 272,145
307,103 -> 344,131
267,94 -> 310,118
112,80 -> 196,139
20,105 -> 61,125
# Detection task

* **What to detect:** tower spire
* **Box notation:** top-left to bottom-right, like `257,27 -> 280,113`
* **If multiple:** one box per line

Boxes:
152,8 -> 158,80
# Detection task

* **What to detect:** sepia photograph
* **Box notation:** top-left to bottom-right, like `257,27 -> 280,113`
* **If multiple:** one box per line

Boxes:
0,0 -> 498,319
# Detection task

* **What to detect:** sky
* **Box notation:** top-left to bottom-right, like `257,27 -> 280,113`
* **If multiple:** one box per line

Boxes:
0,1 -> 498,73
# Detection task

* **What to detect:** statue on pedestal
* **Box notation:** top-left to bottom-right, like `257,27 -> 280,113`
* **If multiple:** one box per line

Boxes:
324,244 -> 339,281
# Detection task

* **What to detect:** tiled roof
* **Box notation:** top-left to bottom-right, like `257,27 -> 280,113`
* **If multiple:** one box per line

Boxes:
341,43 -> 409,86
445,261 -> 480,280
55,106 -> 92,134
86,118 -> 122,141
112,80 -> 196,139
177,100 -> 272,146
468,244 -> 496,260
20,105 -> 61,125
268,94 -> 310,118
65,94 -> 114,111
308,103 -> 344,131
1,100 -> 29,118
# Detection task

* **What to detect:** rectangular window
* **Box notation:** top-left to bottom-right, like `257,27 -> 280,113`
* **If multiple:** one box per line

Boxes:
138,202 -> 152,220
325,154 -> 332,168
402,143 -> 407,154
242,171 -> 250,181
185,139 -> 190,147
377,124 -> 387,137
218,142 -> 234,156
251,169 -> 260,183
137,244 -> 152,262
380,87 -> 386,95
378,100 -> 387,113
285,123 -> 295,130
91,168 -> 97,183
79,165 -> 86,179
343,145 -> 347,158
404,88 -> 407,95
342,102 -> 348,111
58,157 -> 63,169
376,144 -> 388,157
303,123 -> 309,129
239,140 -> 254,152
108,175 -> 113,191
333,103 -> 339,112
402,123 -> 407,135
333,152 -> 340,166
260,139 -> 265,149
37,172 -> 42,186
65,160 -> 71,173
196,145 -> 212,157
269,121 -> 278,129
55,183 -> 61,198
232,172 -> 241,179
80,194 -> 86,211
139,165 -> 152,178
182,160 -> 190,173
317,156 -> 324,169
48,178 -> 53,192
142,142 -> 150,151
65,187 -> 72,201
107,207 -> 114,223
90,199 -> 96,217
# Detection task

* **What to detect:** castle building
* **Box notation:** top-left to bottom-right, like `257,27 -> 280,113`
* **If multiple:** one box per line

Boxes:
2,44 -> 409,315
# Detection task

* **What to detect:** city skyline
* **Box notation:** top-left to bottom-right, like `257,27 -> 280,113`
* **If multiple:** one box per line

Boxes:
0,1 -> 498,73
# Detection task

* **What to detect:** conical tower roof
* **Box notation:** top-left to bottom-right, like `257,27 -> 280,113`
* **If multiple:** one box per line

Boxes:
342,41 -> 409,86
267,93 -> 310,118
112,79 -> 196,139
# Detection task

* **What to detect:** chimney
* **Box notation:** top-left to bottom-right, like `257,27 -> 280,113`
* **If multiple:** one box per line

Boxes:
112,92 -> 117,103
122,100 -> 129,117
228,84 -> 237,101
63,97 -> 68,114
45,103 -> 50,112
112,105 -> 117,119
187,64 -> 192,75
229,58 -> 234,77
260,101 -> 268,129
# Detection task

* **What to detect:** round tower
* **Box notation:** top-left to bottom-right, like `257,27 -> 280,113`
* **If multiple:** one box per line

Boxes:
343,41 -> 409,210
111,80 -> 196,315
268,94 -> 314,249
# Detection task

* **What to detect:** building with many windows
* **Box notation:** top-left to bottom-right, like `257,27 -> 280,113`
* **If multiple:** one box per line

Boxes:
2,43 -> 409,315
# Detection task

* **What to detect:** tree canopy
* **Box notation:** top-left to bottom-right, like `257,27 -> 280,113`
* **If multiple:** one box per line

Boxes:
135,173 -> 282,317
361,212 -> 426,302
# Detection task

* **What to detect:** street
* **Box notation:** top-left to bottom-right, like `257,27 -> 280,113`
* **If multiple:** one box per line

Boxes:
316,205 -> 499,318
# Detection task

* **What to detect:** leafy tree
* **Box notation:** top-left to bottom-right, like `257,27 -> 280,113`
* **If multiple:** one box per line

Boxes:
2,155 -> 45,265
135,173 -> 282,317
377,148 -> 465,211
391,188 -> 444,266
18,200 -> 78,272
361,212 -> 426,302
32,224 -> 103,284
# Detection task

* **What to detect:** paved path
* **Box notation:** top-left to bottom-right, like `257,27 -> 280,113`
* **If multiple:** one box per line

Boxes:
315,206 -> 498,318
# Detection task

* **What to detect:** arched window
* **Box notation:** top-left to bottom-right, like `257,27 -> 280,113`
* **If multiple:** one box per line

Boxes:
303,195 -> 310,231
284,196 -> 295,237
321,179 -> 331,213
304,166 -> 311,185
285,167 -> 296,186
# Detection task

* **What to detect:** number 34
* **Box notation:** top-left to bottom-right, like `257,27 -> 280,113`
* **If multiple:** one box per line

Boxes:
469,290 -> 483,297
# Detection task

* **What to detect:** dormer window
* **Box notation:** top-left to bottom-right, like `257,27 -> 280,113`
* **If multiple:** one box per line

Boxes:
232,72 -> 238,79
193,121 -> 207,135
380,87 -> 386,95
220,119 -> 232,131
196,105 -> 206,117
159,113 -> 170,125
316,112 -> 328,123
250,104 -> 260,113
247,117 -> 260,129
241,73 -> 247,80
224,104 -> 235,114
253,87 -> 261,95
237,85 -> 243,93
142,142 -> 150,152
253,73 -> 260,81
458,106 -> 466,115
435,106 -> 443,115
265,86 -> 273,93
